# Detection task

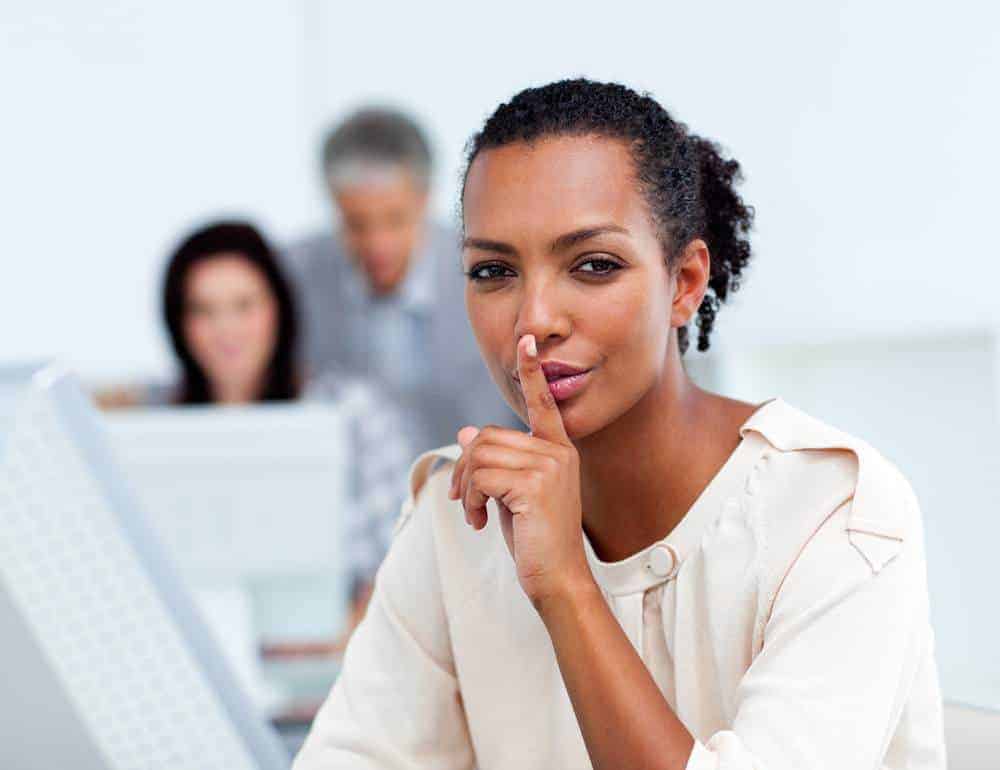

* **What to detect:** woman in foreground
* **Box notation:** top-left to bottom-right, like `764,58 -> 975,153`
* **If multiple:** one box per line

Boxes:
294,80 -> 946,770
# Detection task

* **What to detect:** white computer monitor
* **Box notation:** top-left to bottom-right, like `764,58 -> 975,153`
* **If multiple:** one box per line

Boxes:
101,401 -> 351,641
0,365 -> 291,770
0,361 -> 45,456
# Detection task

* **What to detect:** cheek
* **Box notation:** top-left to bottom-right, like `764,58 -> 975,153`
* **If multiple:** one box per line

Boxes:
248,304 -> 279,353
398,216 -> 420,242
591,277 -> 670,383
600,279 -> 661,344
183,316 -> 214,359
465,290 -> 513,375
343,225 -> 368,252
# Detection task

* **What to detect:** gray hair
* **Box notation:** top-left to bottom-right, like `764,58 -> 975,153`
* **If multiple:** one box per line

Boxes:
322,107 -> 433,191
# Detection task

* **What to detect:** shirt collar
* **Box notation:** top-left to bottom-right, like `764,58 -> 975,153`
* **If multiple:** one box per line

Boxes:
342,229 -> 437,314
398,234 -> 436,312
584,397 -> 782,597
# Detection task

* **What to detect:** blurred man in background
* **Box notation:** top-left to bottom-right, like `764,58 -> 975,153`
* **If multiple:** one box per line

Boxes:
283,108 -> 517,454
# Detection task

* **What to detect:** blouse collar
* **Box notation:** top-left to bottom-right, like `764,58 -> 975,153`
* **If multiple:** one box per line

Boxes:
583,398 -> 780,597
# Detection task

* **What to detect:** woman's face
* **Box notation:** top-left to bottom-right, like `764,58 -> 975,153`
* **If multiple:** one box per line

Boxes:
181,254 -> 279,402
462,135 -> 700,440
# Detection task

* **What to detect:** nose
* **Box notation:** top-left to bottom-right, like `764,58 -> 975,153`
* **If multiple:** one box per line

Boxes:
513,275 -> 571,347
359,229 -> 398,260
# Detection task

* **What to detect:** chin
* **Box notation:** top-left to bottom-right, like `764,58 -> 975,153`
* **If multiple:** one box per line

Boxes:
558,402 -> 602,442
544,399 -> 606,442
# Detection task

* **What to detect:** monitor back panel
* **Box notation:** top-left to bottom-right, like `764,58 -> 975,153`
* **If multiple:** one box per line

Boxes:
0,371 -> 289,769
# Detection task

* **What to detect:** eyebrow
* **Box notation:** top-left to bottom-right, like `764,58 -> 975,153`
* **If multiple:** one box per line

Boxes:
462,224 -> 629,258
462,237 -> 518,256
549,224 -> 629,253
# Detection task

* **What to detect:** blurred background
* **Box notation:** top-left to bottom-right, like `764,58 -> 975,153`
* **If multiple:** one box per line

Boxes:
1,0 -> 998,766
3,1 -> 999,378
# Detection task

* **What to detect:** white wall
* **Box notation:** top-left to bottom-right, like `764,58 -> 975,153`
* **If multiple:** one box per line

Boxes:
2,0 -> 998,379
0,1 -> 314,380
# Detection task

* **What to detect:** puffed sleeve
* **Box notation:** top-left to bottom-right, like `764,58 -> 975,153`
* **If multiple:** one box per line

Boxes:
685,493 -> 945,770
292,460 -> 475,770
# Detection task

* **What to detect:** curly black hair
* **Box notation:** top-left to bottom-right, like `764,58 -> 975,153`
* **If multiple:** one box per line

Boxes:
462,79 -> 754,354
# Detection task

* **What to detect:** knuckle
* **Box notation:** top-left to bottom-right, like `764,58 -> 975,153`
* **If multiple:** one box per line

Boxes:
478,441 -> 502,462
469,439 -> 494,464
540,455 -> 560,474
468,450 -> 489,475
536,389 -> 557,410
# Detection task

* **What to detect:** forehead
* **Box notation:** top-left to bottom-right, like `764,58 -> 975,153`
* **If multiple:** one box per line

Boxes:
186,254 -> 267,294
463,135 -> 648,240
334,169 -> 422,209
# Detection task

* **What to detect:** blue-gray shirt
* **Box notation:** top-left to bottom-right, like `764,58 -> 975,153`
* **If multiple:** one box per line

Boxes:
283,222 -> 519,453
340,233 -> 435,395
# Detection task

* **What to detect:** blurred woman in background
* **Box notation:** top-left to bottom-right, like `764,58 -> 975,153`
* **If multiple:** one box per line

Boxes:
98,220 -> 412,646
162,221 -> 300,404
96,221 -> 299,407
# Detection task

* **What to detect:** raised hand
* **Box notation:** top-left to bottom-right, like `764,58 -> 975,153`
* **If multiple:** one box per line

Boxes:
448,334 -> 593,609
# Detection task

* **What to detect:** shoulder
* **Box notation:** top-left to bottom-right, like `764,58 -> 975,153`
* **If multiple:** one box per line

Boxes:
280,231 -> 343,274
93,381 -> 175,409
388,444 -> 502,604
738,399 -> 927,651
746,399 -> 916,534
376,446 -> 460,578
304,369 -> 386,407
140,381 -> 180,406
395,444 -> 462,534
742,399 -> 921,577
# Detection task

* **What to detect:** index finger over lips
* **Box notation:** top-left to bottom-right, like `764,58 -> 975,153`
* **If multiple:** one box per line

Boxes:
516,334 -> 571,446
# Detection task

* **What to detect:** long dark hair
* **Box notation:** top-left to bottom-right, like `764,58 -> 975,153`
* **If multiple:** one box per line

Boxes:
162,220 -> 300,404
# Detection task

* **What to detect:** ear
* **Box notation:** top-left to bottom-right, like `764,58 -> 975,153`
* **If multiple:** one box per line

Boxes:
669,238 -> 710,328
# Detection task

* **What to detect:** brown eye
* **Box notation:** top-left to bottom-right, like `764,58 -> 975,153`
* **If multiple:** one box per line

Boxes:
574,258 -> 622,275
467,262 -> 516,281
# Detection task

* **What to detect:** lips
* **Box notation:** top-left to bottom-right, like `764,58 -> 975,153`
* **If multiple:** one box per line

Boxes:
512,360 -> 589,382
512,360 -> 593,403
540,361 -> 589,381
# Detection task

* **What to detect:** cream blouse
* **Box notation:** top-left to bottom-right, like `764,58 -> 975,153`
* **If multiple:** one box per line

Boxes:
293,398 -> 947,769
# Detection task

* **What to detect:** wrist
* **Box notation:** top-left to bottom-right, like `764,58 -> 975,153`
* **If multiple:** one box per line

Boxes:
533,569 -> 604,627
